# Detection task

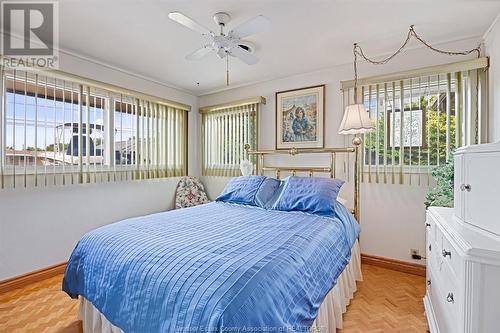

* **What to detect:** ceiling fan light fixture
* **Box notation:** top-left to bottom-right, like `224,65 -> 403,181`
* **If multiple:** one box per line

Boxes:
168,11 -> 270,85
216,47 -> 227,59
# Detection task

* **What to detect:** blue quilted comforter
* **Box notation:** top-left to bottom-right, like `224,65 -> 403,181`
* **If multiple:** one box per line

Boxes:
63,202 -> 359,332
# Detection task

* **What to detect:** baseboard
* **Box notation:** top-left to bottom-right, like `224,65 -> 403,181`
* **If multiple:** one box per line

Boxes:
361,253 -> 426,276
0,262 -> 67,294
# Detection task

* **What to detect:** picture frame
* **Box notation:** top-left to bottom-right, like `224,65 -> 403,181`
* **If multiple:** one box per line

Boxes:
275,84 -> 325,150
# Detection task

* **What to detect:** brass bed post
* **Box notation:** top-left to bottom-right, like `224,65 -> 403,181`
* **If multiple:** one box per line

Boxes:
259,154 -> 264,176
330,153 -> 336,178
353,142 -> 360,221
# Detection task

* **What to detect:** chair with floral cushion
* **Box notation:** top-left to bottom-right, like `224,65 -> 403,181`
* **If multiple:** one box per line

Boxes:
175,176 -> 210,209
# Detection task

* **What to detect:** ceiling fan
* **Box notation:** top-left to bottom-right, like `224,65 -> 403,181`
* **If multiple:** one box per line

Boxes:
168,11 -> 270,85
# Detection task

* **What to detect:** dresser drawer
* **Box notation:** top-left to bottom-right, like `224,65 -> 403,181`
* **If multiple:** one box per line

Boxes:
425,214 -> 435,244
428,236 -> 441,273
426,212 -> 440,269
429,221 -> 444,273
426,215 -> 434,260
429,263 -> 460,333
431,213 -> 462,280
441,231 -> 463,279
427,212 -> 438,242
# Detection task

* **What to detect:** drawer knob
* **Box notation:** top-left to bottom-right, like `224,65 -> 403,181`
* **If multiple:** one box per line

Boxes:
442,249 -> 452,258
427,279 -> 431,286
428,244 -> 432,252
426,223 -> 431,228
460,184 -> 471,192
446,292 -> 454,303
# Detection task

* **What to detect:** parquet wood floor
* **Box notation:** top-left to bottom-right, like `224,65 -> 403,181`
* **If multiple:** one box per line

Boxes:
0,264 -> 427,333
339,265 -> 427,333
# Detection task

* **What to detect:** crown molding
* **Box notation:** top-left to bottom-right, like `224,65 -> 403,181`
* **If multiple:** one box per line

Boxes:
483,11 -> 500,41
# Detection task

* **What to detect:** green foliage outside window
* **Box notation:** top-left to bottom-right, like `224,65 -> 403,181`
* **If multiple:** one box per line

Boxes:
364,94 -> 456,167
425,158 -> 454,208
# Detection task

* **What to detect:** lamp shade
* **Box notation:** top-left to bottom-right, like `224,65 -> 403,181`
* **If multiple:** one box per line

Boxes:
338,103 -> 374,135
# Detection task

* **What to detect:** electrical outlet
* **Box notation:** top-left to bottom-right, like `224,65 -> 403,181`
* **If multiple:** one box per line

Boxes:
410,249 -> 419,256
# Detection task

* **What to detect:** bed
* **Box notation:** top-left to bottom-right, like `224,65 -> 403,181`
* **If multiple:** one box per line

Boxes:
63,146 -> 362,333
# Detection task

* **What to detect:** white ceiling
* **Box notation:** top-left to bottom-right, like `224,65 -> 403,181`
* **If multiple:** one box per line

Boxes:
55,0 -> 500,95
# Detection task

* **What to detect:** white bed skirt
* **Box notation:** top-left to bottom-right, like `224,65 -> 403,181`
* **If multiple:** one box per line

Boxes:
78,240 -> 362,333
310,240 -> 362,332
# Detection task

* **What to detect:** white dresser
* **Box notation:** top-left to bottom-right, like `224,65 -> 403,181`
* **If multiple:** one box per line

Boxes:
424,142 -> 500,333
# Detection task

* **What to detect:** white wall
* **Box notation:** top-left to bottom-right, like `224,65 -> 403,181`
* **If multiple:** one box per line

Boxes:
2,35 -> 490,279
0,178 -> 181,280
0,51 -> 199,280
199,37 -> 482,264
485,14 -> 500,143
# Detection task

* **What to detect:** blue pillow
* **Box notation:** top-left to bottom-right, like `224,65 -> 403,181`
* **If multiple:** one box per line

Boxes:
216,176 -> 267,206
263,179 -> 285,209
255,177 -> 281,208
271,176 -> 345,217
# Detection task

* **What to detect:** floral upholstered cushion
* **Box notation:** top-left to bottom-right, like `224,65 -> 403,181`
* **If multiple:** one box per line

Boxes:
175,176 -> 210,209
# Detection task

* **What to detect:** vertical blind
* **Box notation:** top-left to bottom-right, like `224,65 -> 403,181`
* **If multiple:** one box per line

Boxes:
341,58 -> 488,185
200,98 -> 263,176
0,67 -> 189,189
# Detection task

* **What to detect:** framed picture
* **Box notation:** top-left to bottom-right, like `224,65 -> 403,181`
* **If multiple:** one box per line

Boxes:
275,85 -> 325,149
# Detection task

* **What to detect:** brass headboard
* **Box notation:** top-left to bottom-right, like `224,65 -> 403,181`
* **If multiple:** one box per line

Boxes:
244,144 -> 360,222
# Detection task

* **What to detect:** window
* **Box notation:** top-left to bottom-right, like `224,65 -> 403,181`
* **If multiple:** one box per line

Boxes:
341,58 -> 488,184
0,68 -> 189,189
389,109 -> 424,148
113,99 -> 187,180
200,98 -> 263,176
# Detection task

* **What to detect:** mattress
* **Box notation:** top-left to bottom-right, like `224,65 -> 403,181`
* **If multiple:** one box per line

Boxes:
64,202 -> 360,332
78,241 -> 362,333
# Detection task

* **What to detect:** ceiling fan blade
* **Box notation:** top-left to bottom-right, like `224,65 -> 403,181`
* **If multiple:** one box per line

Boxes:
168,12 -> 213,35
229,15 -> 270,39
230,45 -> 259,65
185,46 -> 212,60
